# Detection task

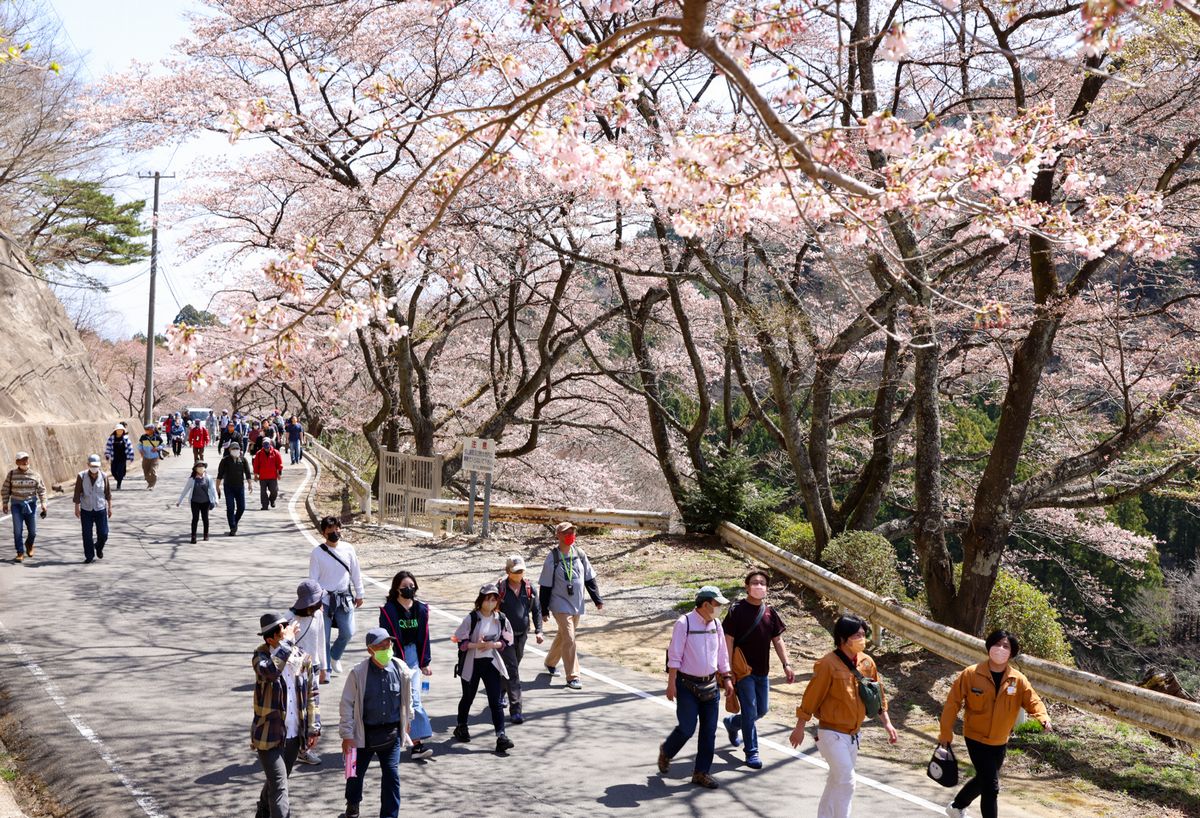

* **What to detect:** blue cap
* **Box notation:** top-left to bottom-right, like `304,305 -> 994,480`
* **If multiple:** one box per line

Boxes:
365,627 -> 393,648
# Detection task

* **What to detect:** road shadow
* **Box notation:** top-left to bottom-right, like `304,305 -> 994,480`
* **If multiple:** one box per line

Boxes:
600,774 -> 691,808
194,760 -> 260,786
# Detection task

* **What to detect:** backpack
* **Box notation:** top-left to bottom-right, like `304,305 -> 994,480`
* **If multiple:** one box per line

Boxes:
664,612 -> 718,673
453,609 -> 509,678
497,577 -> 535,603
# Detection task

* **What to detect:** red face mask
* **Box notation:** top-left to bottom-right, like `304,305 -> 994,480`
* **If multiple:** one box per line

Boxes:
561,532 -> 575,547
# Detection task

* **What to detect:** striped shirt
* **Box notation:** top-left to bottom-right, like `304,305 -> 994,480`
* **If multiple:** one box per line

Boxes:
2,468 -> 46,506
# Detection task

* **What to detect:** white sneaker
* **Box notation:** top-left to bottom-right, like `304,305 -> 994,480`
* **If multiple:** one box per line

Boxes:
333,660 -> 344,674
946,805 -> 968,818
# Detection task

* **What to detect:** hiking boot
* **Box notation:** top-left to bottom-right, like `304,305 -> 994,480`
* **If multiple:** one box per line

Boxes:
410,743 -> 433,760
657,743 -> 670,774
24,543 -> 34,558
723,715 -> 741,747
690,772 -> 719,789
566,678 -> 582,690
344,802 -> 360,818
495,734 -> 514,754
296,748 -> 321,766
190,535 -> 197,544
746,752 -> 762,769
452,724 -> 471,742
544,664 -> 559,677
13,554 -> 23,563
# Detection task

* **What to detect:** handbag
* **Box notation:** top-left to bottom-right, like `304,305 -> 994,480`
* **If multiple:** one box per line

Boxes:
834,649 -> 883,719
926,744 -> 959,787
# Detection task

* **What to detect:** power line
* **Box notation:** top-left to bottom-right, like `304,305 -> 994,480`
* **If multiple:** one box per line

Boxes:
160,265 -> 184,312
41,0 -> 95,84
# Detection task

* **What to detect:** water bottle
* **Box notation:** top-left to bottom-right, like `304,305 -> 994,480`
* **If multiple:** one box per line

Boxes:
421,678 -> 430,695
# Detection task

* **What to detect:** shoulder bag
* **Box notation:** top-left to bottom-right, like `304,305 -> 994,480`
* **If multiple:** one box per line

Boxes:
320,545 -> 356,613
834,649 -> 883,719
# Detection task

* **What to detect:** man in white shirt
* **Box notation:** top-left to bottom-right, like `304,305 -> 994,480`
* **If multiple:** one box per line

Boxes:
308,516 -> 364,675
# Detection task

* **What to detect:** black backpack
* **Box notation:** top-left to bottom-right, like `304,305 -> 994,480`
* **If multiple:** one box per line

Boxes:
453,609 -> 509,678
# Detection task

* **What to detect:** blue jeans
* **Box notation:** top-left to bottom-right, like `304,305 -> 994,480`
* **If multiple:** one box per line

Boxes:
80,509 -> 109,561
663,679 -> 719,774
225,485 -> 246,530
324,601 -> 355,668
401,643 -> 432,741
728,673 -> 770,754
345,737 -> 401,818
289,439 -> 302,464
10,498 -> 36,555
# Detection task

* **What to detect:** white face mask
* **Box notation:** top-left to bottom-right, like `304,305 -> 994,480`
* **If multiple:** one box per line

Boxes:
88,467 -> 99,474
747,584 -> 767,600
989,645 -> 1011,665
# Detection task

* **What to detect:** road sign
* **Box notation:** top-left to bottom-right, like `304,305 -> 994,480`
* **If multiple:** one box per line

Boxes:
461,437 -> 497,476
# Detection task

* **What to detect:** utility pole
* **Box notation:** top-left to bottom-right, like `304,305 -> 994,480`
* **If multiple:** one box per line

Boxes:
138,171 -> 175,427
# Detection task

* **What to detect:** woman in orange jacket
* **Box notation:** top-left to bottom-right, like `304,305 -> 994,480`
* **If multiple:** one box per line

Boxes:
940,630 -> 1052,818
789,615 -> 898,818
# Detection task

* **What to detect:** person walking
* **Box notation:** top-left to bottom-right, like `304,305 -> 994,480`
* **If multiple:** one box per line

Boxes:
451,584 -> 515,754
308,516 -> 364,675
658,586 -> 736,790
176,460 -> 219,543
290,579 -> 328,766
104,424 -> 134,489
3,452 -> 47,563
378,571 -> 434,760
235,414 -> 249,453
188,420 -> 210,463
216,444 -> 253,536
285,416 -> 304,465
538,521 -> 604,690
496,555 -> 543,724
340,628 -> 412,818
205,410 -> 218,442
789,614 -> 899,818
170,416 -> 186,457
220,420 -> 239,453
72,454 -> 113,564
251,612 -> 321,818
941,630 -> 1051,818
721,569 -> 796,769
138,424 -> 165,489
253,439 -> 284,509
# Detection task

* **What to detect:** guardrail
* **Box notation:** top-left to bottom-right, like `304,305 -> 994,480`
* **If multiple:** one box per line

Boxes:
427,499 -> 672,532
305,437 -> 373,523
718,521 -> 1200,745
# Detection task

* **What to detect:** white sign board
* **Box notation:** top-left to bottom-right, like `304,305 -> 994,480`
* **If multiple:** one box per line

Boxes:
461,437 -> 497,475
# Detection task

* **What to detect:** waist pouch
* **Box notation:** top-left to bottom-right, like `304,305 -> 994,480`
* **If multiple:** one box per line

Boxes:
677,672 -> 719,703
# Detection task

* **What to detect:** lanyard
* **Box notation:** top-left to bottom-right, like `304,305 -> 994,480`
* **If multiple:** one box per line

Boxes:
561,548 -> 575,584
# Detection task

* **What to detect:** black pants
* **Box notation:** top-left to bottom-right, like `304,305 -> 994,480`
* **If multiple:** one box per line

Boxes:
190,501 -> 211,538
111,458 -> 127,488
260,479 -> 278,509
457,660 -> 505,735
952,737 -> 1007,818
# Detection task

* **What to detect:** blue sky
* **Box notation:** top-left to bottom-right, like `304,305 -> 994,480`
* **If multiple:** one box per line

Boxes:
50,0 -> 210,339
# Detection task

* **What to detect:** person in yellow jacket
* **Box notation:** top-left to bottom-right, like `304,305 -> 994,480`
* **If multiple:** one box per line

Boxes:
940,630 -> 1052,818
789,615 -> 898,818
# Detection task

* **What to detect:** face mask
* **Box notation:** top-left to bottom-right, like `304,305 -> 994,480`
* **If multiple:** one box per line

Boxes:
989,645 -> 1011,664
561,532 -> 575,547
373,646 -> 394,665
327,531 -> 341,543
481,601 -> 497,613
399,587 -> 415,600
747,585 -> 767,600
88,467 -> 99,474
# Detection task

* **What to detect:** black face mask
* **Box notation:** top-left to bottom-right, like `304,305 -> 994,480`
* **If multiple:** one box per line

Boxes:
399,587 -> 415,600
326,531 -> 341,543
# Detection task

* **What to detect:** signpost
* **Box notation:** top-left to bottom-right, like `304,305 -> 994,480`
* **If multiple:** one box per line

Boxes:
462,437 -> 497,536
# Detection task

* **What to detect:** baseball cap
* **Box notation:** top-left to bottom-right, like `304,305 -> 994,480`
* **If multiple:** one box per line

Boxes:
505,555 -> 526,572
696,586 -> 730,605
365,627 -> 393,648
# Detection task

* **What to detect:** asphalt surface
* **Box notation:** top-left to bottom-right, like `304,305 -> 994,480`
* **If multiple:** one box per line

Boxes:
0,453 -> 1008,817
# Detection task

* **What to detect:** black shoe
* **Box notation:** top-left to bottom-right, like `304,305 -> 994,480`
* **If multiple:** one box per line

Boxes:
344,803 -> 360,818
495,734 -> 514,754
410,743 -> 433,760
96,548 -> 104,559
270,500 -> 276,508
190,536 -> 197,544
231,526 -> 237,535
511,709 -> 524,725
84,558 -> 94,564
452,724 -> 470,742
544,665 -> 559,677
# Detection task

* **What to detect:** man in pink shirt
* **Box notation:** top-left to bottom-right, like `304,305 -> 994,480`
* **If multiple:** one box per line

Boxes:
658,586 -> 735,790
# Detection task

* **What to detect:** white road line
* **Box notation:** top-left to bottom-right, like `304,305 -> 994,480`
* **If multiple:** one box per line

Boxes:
0,619 -> 169,818
289,459 -> 944,813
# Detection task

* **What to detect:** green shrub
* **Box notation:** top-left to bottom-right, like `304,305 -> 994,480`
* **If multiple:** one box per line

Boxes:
821,530 -> 905,599
680,445 -> 785,535
985,570 -> 1075,666
771,519 -> 817,562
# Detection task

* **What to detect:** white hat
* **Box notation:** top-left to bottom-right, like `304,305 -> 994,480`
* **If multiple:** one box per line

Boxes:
14,451 -> 30,461
113,424 -> 125,433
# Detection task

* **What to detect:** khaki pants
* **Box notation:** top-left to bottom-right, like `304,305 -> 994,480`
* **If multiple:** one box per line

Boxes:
545,612 -> 581,680
142,458 -> 159,488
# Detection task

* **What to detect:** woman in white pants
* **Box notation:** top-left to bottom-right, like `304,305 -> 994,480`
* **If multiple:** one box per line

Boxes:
789,615 -> 898,818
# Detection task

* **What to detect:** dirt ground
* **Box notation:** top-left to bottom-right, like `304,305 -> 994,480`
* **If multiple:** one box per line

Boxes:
339,507 -> 1199,818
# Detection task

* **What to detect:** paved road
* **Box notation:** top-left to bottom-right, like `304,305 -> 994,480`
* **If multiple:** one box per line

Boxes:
0,453 -> 1006,817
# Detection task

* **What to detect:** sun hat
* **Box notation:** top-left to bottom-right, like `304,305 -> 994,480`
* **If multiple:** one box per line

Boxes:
259,612 -> 289,635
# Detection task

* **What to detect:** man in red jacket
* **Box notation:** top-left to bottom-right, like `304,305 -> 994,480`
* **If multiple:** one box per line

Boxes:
188,420 -> 210,463
253,439 -> 284,510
